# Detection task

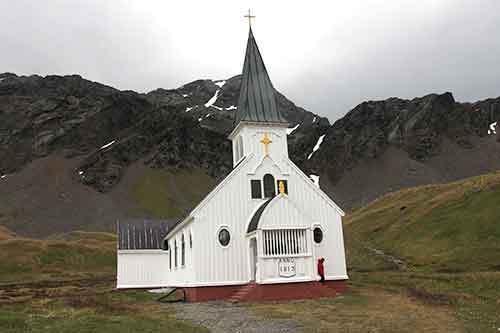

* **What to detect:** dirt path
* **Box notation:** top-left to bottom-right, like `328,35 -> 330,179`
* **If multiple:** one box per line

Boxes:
172,301 -> 302,333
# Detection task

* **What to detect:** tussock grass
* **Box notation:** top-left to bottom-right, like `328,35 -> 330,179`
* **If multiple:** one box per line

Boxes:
0,231 -> 116,284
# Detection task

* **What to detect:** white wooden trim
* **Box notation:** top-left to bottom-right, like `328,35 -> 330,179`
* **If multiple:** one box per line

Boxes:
261,226 -> 309,230
165,216 -> 194,241
247,154 -> 289,176
325,275 -> 349,280
228,121 -> 289,140
216,225 -> 232,249
117,250 -> 167,254
258,276 -> 314,284
167,280 -> 250,287
117,284 -> 168,289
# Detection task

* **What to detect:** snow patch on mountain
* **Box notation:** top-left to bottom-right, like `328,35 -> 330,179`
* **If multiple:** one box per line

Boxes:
309,174 -> 320,187
286,124 -> 300,135
215,80 -> 226,88
488,122 -> 497,135
308,134 -> 326,160
100,140 -> 115,150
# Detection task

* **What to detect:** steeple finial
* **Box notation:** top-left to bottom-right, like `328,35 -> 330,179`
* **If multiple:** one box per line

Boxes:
244,9 -> 255,29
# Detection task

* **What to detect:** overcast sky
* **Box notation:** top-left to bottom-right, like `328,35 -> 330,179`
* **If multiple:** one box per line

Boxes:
1,0 -> 499,121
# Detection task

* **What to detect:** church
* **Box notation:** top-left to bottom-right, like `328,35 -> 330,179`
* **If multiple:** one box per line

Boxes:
116,25 -> 348,302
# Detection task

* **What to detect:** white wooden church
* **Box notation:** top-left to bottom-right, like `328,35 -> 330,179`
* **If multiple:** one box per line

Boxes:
117,26 -> 348,302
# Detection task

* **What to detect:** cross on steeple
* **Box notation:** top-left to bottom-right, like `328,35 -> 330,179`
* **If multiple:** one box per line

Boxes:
244,9 -> 255,28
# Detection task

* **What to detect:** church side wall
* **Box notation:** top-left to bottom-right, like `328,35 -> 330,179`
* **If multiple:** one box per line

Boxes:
192,165 -> 256,286
286,162 -> 348,280
163,225 -> 196,287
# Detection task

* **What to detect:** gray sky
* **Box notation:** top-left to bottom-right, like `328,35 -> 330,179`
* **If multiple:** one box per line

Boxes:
1,0 -> 499,122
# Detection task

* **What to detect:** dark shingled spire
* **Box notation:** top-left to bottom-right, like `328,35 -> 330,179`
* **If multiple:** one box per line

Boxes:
234,28 -> 287,126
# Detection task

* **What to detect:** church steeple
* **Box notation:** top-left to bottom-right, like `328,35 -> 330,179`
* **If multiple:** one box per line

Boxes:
234,27 -> 287,127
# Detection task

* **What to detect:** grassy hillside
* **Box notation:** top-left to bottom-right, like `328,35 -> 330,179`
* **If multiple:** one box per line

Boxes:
0,229 -> 116,284
130,168 -> 215,218
344,171 -> 500,273
1,172 -> 500,332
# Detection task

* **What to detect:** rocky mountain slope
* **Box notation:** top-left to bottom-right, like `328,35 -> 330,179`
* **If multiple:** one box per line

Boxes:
0,72 -> 499,237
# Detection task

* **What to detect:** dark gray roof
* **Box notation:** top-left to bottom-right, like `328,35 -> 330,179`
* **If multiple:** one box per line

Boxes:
117,219 -> 169,250
247,196 -> 274,233
234,28 -> 287,126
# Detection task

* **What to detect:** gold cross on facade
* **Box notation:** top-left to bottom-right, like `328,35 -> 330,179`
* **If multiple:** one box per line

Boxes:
260,133 -> 272,156
244,9 -> 255,28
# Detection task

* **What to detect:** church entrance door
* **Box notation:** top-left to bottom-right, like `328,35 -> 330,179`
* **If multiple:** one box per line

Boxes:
249,238 -> 257,281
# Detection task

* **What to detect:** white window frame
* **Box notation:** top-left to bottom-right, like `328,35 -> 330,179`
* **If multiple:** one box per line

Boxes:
312,224 -> 324,246
216,225 -> 232,249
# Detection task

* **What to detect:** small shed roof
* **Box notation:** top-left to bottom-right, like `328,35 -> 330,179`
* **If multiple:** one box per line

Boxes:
117,219 -> 169,250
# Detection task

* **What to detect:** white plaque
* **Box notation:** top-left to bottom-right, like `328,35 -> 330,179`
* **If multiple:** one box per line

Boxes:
278,258 -> 296,278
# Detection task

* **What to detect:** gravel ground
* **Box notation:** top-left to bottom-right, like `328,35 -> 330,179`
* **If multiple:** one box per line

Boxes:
171,301 -> 302,333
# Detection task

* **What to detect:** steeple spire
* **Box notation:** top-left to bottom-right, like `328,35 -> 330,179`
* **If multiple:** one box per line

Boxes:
234,25 -> 287,127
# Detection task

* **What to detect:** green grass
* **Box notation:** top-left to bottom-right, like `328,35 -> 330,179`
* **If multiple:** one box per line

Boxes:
130,168 -> 215,218
0,291 -> 207,333
342,171 -> 500,332
345,171 -> 500,272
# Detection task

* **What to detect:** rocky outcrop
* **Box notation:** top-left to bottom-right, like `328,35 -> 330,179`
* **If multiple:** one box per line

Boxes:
1,71 -> 499,217
0,73 -> 329,193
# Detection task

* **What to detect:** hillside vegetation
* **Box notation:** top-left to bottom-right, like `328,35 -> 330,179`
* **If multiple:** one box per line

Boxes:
344,171 -> 500,273
0,229 -> 116,284
1,172 -> 500,332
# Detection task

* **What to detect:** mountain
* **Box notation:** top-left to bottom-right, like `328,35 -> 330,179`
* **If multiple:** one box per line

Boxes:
0,72 -> 499,237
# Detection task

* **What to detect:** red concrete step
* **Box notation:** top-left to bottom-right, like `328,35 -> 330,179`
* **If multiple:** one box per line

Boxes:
228,281 -> 338,303
228,283 -> 258,303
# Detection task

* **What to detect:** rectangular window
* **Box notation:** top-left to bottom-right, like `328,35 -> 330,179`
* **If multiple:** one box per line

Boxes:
169,244 -> 172,270
174,241 -> 178,268
181,236 -> 185,266
251,180 -> 262,199
277,180 -> 288,194
263,229 -> 307,256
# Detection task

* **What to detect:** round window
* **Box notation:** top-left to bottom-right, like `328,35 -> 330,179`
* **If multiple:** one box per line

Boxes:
218,228 -> 231,247
313,227 -> 323,244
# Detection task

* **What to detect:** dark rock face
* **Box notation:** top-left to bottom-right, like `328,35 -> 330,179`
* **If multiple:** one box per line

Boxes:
306,92 -> 500,208
1,71 -> 499,215
0,73 -> 328,193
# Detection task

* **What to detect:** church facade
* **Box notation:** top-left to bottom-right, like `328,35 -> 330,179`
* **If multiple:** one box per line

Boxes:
117,27 -> 348,302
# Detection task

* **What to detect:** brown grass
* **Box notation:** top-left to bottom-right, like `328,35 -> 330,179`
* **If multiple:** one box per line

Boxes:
250,285 -> 464,332
0,225 -> 15,241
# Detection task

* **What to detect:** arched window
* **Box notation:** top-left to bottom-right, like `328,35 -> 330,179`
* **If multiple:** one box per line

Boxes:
174,240 -> 178,268
181,234 -> 185,266
263,174 -> 276,198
